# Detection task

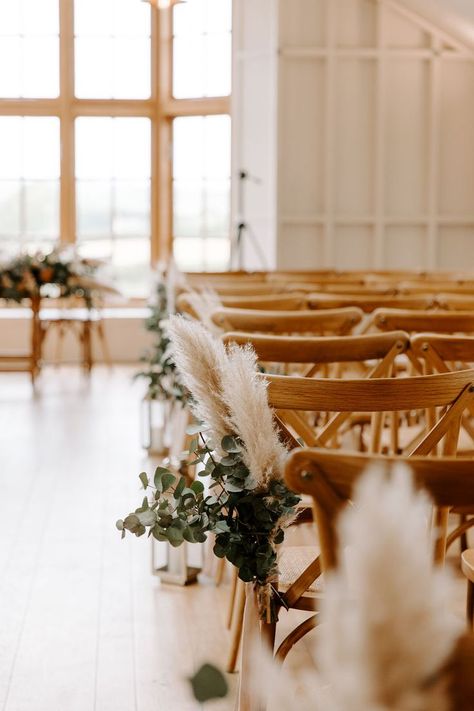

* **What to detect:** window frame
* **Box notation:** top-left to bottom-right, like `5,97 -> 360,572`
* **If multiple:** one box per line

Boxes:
0,0 -> 231,272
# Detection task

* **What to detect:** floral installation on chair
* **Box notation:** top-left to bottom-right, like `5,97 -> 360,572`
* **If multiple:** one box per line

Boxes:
118,315 -> 301,620
0,248 -> 99,306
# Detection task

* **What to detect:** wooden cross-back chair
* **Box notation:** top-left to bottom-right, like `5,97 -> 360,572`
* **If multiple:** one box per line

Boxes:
372,309 -> 474,338
233,370 -> 474,684
176,292 -> 308,318
411,334 -> 474,550
266,369 -> 474,571
223,331 -> 414,425
216,293 -> 308,310
225,330 -> 406,367
211,306 -> 363,335
282,448 -> 474,711
285,448 -> 474,571
308,292 -> 436,313
287,282 -> 400,296
438,295 -> 474,311
238,445 -> 474,709
411,334 -> 474,376
222,330 -> 412,673
194,283 -> 290,297
400,280 -> 474,296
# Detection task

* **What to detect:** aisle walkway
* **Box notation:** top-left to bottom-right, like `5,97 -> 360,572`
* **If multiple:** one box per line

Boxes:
0,368 -> 236,711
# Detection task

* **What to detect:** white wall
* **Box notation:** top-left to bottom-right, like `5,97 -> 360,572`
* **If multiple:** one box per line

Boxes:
232,0 -> 279,269
233,0 -> 474,271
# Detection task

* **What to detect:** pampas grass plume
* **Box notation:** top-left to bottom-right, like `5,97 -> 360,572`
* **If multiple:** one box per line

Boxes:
166,315 -> 229,447
250,464 -> 461,711
222,343 -> 287,488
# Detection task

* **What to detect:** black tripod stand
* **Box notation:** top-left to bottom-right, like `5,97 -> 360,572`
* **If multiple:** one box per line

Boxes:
231,170 -> 268,270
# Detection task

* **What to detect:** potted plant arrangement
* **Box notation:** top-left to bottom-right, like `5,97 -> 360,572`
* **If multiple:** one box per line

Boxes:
137,279 -> 188,455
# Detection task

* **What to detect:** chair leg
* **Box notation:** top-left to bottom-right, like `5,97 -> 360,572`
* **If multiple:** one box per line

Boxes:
467,580 -> 474,629
82,322 -> 93,373
226,578 -> 246,673
227,567 -> 238,629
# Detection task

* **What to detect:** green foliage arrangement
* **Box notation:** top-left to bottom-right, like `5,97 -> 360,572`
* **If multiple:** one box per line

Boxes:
136,280 -> 187,404
0,249 -> 97,305
119,316 -> 301,619
117,427 -> 299,586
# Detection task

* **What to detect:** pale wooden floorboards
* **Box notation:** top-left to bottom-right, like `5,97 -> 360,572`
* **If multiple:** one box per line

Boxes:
0,367 -> 240,711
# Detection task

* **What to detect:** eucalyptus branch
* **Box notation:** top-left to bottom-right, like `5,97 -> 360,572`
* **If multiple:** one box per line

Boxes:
118,428 -> 300,600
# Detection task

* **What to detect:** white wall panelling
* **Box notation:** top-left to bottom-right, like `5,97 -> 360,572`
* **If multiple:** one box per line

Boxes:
233,0 -> 474,270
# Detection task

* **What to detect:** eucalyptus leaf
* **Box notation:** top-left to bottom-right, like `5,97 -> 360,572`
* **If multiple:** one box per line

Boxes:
167,527 -> 184,546
161,472 -> 176,492
154,466 -> 171,490
174,476 -> 186,499
137,509 -> 157,526
139,472 -> 149,490
183,527 -> 196,543
221,435 -> 241,453
189,664 -> 228,703
190,480 -> 204,495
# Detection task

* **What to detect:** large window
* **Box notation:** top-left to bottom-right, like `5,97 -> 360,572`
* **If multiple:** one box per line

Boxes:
0,0 -> 231,295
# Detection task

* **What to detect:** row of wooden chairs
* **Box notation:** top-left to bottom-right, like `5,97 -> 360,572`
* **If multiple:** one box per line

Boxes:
179,289 -> 474,314
174,270 -> 474,708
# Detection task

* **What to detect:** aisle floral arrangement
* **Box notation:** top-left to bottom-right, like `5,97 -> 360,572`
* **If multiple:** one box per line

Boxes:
135,279 -> 187,404
0,249 -> 99,306
118,316 -> 301,619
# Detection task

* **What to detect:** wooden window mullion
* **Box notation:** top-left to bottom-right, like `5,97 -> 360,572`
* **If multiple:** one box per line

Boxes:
59,0 -> 76,245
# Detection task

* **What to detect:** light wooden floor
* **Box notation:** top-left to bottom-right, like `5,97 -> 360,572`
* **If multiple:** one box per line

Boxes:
0,367 -> 247,711
0,366 -> 467,711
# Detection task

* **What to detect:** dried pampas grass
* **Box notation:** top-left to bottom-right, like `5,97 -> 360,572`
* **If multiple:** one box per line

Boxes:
319,463 -> 461,711
222,343 -> 286,487
167,315 -> 286,487
166,315 -> 229,448
250,464 -> 461,711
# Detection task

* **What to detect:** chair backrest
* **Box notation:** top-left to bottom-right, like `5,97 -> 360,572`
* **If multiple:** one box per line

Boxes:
265,368 -> 474,456
211,307 -> 363,335
308,293 -> 436,313
223,330 -> 410,366
200,283 -> 289,296
214,293 -> 308,310
400,280 -> 474,295
266,368 -> 474,415
437,294 -> 474,311
373,308 -> 474,334
284,448 -> 474,570
289,283 -> 398,295
411,334 -> 474,374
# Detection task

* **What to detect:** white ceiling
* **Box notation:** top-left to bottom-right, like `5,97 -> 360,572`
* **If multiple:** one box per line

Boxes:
398,0 -> 474,49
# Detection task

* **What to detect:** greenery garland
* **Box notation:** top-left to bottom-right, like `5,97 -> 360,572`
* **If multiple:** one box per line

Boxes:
135,281 -> 187,404
0,250 -> 97,306
117,425 -> 300,588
